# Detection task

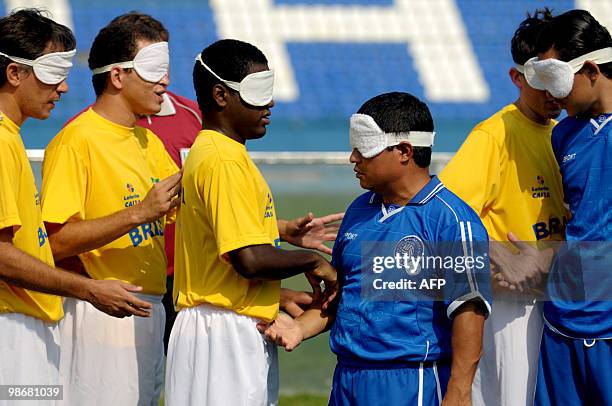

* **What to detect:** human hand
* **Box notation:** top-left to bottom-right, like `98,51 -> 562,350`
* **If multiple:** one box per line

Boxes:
84,279 -> 152,318
257,312 -> 305,352
306,258 -> 338,311
491,232 -> 554,292
135,170 -> 182,224
280,288 -> 314,318
282,212 -> 344,255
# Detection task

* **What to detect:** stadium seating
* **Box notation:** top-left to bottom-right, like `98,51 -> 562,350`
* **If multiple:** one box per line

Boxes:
18,0 -> 584,123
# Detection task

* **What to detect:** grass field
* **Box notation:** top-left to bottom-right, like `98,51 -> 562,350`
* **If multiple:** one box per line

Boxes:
273,191 -> 358,397
279,394 -> 329,405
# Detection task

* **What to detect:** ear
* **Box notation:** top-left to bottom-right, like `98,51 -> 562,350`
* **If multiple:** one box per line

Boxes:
509,67 -> 523,90
107,66 -> 127,91
581,61 -> 600,84
5,62 -> 28,87
395,142 -> 414,164
211,83 -> 229,108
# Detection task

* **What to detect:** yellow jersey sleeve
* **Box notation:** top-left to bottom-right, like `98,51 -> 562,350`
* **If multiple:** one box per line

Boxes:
0,142 -> 22,232
41,143 -> 88,224
439,129 -> 501,216
202,159 -> 273,256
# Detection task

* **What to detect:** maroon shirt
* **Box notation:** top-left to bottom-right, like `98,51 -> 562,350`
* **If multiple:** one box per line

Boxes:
137,91 -> 202,167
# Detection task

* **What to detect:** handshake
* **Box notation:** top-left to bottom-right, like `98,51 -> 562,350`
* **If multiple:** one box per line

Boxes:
258,259 -> 339,352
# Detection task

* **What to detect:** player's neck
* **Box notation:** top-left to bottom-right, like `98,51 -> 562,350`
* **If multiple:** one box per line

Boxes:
202,115 -> 246,145
0,91 -> 26,126
380,170 -> 431,206
588,79 -> 612,116
514,98 -> 550,126
93,93 -> 138,128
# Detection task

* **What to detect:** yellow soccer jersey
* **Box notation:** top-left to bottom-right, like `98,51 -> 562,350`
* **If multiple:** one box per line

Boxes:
440,104 -> 568,243
0,113 -> 63,321
41,108 -> 178,295
174,130 -> 281,322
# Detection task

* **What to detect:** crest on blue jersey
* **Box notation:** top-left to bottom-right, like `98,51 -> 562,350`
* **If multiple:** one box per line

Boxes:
395,235 -> 424,276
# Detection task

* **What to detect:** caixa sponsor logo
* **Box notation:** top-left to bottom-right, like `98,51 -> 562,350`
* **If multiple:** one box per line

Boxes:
124,183 -> 141,207
128,219 -> 164,247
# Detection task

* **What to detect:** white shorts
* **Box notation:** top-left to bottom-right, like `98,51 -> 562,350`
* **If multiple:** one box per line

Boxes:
472,294 -> 543,406
58,295 -> 165,406
0,312 -> 60,406
165,304 -> 279,406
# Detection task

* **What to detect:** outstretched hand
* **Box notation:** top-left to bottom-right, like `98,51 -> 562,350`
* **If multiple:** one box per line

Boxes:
282,212 -> 344,255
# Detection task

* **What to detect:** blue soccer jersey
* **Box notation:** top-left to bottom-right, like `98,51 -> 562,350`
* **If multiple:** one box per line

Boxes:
545,115 -> 612,339
329,177 -> 492,364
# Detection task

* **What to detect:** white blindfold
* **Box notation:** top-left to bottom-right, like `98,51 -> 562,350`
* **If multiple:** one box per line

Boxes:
349,113 -> 435,158
0,49 -> 76,85
196,53 -> 274,107
521,47 -> 612,98
91,41 -> 169,83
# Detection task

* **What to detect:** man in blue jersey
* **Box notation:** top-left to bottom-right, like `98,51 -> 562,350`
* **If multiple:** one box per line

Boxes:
259,92 -> 492,405
522,9 -> 612,405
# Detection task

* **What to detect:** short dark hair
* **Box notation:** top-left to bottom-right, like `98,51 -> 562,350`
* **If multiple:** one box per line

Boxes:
357,92 -> 434,168
511,8 -> 554,65
0,8 -> 76,87
89,12 -> 168,96
193,39 -> 268,113
536,9 -> 612,78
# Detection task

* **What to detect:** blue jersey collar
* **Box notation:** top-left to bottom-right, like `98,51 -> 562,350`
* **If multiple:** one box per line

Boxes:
409,176 -> 445,205
368,176 -> 446,206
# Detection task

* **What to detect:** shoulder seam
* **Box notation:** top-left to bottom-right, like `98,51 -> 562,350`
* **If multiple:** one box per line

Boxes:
435,195 -> 459,223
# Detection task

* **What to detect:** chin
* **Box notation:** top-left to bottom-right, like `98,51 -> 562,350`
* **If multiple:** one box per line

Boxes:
147,105 -> 162,116
250,128 -> 267,139
32,110 -> 52,120
358,179 -> 372,191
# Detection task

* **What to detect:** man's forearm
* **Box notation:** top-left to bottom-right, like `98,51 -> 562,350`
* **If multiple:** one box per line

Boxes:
296,307 -> 336,340
229,245 -> 324,280
0,240 -> 93,301
47,205 -> 147,261
444,302 -> 486,404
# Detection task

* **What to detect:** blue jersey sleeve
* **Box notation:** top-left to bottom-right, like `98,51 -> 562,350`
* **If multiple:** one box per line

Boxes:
437,220 -> 492,319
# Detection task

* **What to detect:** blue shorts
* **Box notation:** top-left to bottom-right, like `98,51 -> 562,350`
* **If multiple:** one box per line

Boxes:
535,323 -> 612,406
329,359 -> 450,406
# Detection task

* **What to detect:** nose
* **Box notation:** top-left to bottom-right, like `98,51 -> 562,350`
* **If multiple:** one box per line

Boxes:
56,79 -> 69,94
159,73 -> 170,86
349,148 -> 361,163
267,98 -> 275,109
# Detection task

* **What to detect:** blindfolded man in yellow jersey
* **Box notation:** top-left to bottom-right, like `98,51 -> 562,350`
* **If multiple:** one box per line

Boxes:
165,39 -> 338,406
